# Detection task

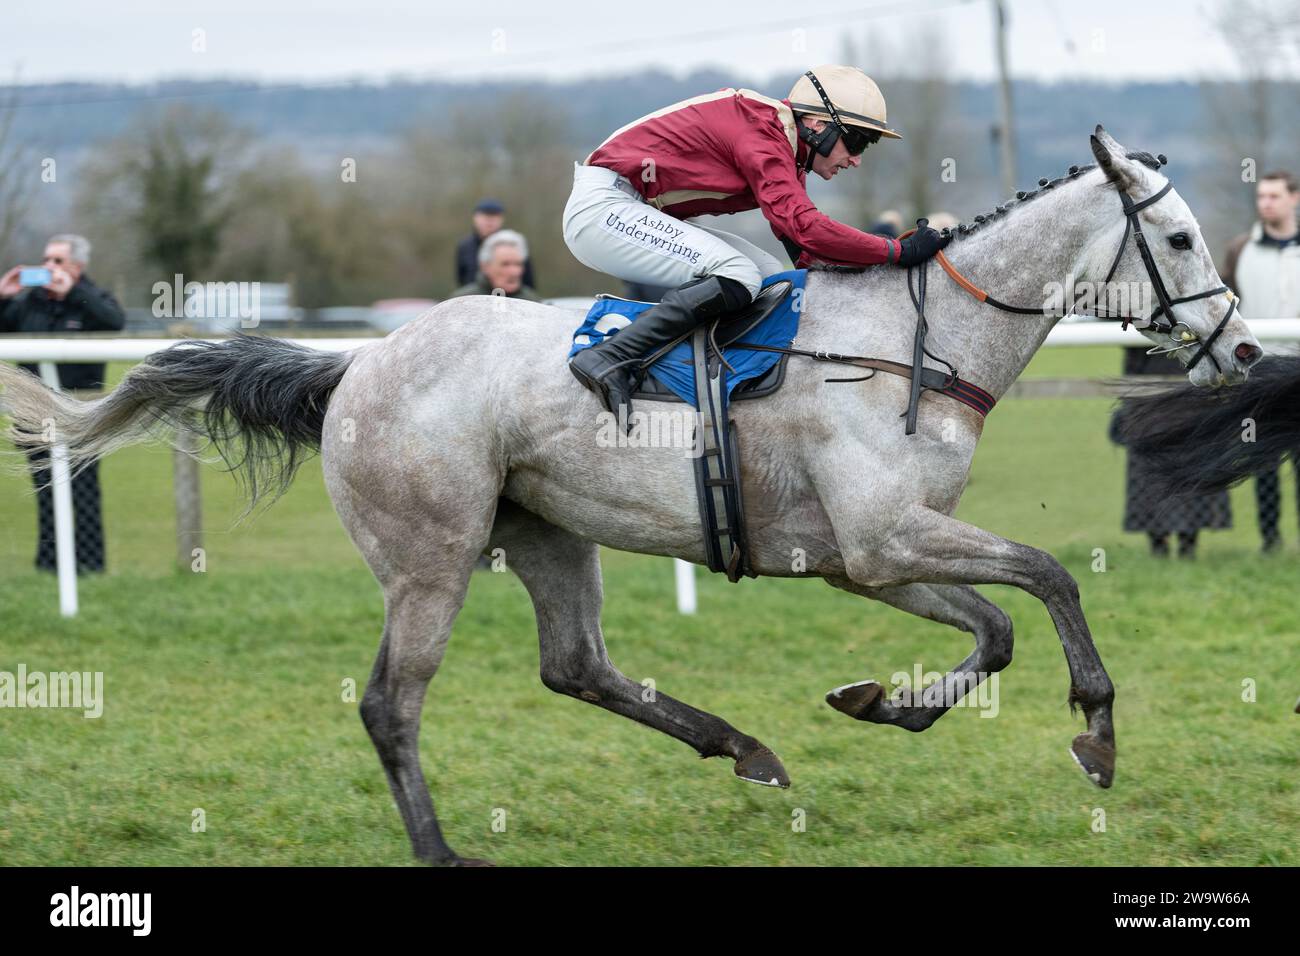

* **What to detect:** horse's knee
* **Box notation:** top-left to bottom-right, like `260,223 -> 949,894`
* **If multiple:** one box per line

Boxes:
980,608 -> 1015,671
539,655 -> 605,701
1024,547 -> 1080,604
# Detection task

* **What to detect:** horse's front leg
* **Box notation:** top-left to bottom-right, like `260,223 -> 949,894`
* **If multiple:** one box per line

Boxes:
820,491 -> 1116,787
823,580 -> 1014,732
490,499 -> 790,789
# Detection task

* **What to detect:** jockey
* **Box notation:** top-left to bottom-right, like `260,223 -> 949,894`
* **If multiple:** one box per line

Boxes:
563,64 -> 951,418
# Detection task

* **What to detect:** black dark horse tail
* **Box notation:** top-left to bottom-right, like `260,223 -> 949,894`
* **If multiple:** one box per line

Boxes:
1115,355 -> 1300,498
0,333 -> 354,507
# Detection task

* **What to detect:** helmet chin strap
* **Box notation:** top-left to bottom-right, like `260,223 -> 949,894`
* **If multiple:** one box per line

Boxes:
798,119 -> 839,171
797,69 -> 846,172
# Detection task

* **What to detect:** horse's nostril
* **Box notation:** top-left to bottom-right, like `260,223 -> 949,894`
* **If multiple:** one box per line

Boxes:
1235,343 -> 1263,367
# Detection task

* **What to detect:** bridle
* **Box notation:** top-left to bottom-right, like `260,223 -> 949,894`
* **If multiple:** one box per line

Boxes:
929,173 -> 1240,375
1098,181 -> 1237,373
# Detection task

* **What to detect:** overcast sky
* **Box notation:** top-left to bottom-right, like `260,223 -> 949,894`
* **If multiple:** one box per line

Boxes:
0,0 -> 1277,87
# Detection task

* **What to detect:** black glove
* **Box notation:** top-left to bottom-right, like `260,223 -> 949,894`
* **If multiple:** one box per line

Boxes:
896,218 -> 951,267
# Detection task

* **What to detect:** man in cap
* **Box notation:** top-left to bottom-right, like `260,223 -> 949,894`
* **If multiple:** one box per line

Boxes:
562,65 -> 950,419
455,198 -> 537,290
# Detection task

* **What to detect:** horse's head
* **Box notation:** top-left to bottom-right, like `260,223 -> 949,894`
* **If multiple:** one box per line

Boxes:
1086,126 -> 1262,386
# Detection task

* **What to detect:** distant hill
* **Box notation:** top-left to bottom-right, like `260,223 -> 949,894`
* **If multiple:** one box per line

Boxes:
0,72 -> 1247,182
3,70 -> 1295,286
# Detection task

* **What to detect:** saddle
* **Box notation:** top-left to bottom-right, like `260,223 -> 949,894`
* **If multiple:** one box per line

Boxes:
629,280 -> 794,405
570,273 -> 804,582
568,265 -> 999,585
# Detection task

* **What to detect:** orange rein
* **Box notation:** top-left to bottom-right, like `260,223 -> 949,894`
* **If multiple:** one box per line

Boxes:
895,226 -> 988,304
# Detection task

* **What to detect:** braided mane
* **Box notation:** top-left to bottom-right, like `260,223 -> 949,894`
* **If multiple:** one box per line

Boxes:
808,149 -> 1167,273
950,150 -> 1166,241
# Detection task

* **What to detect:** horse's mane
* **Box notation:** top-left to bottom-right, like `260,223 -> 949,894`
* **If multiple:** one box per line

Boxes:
808,149 -> 1168,275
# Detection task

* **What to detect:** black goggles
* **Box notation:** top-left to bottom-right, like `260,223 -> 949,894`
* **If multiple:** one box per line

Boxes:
840,126 -> 882,156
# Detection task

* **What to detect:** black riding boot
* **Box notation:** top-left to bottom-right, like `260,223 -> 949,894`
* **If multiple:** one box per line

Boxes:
569,275 -> 751,427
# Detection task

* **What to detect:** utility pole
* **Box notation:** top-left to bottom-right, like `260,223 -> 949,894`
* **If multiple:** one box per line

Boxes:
993,0 -> 1017,195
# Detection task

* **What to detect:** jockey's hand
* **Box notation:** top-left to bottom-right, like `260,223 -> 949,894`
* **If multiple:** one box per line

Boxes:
896,219 -> 951,267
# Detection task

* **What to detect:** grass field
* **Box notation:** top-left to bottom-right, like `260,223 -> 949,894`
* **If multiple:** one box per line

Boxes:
1,348 -> 1296,866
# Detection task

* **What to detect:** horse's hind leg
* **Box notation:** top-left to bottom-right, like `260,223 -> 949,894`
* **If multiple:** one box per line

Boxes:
360,570 -> 488,866
823,580 -> 1013,732
338,466 -> 500,866
489,499 -> 789,788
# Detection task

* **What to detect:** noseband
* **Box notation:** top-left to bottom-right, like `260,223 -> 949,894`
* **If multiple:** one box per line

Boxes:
931,174 -> 1240,375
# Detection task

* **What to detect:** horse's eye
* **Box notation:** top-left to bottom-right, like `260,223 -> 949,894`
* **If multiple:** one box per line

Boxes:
1169,233 -> 1192,250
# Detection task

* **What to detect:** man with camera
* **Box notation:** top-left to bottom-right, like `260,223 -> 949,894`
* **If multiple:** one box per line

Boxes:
0,233 -> 125,573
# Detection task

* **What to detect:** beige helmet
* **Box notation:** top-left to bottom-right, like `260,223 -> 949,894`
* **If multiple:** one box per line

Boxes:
788,65 -> 902,142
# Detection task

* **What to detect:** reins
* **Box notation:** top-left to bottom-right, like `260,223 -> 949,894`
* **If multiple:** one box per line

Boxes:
920,178 -> 1240,374
626,161 -> 1239,432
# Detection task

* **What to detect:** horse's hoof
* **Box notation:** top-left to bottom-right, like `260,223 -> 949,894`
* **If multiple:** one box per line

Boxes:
825,680 -> 884,720
734,746 -> 790,788
1069,732 -> 1115,789
452,856 -> 496,867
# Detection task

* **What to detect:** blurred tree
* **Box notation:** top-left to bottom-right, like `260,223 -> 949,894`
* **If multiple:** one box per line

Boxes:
1199,0 -> 1300,257
75,106 -> 249,298
837,21 -> 958,229
214,147 -> 395,307
0,83 -> 33,265
394,90 -> 591,297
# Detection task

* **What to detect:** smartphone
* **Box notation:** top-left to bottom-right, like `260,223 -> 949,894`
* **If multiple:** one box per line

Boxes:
19,267 -> 52,287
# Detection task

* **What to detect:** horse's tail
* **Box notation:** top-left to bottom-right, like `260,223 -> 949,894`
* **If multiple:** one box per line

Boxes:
1115,355 -> 1300,497
0,333 -> 354,507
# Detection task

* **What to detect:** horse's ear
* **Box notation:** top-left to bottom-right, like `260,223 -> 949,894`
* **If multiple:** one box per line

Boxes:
1094,125 -> 1125,154
1090,133 -> 1139,192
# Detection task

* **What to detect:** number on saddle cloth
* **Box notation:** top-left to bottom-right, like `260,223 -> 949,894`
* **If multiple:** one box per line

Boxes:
567,270 -> 807,409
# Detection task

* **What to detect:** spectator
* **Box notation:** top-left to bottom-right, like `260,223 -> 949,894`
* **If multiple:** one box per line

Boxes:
1108,345 -> 1231,559
454,198 -> 537,290
0,233 -> 125,574
449,230 -> 541,301
925,211 -> 959,233
869,209 -> 904,238
1222,169 -> 1300,552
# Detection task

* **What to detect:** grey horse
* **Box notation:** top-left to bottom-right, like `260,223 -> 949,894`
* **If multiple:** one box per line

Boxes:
0,127 -> 1263,865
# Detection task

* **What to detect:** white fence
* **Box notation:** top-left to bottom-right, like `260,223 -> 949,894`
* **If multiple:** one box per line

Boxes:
4,318 -> 1299,617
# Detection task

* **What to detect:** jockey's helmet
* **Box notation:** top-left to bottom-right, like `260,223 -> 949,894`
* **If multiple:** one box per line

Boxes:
788,66 -> 901,167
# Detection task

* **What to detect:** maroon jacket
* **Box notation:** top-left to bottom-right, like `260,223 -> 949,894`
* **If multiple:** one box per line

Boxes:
585,88 -> 899,268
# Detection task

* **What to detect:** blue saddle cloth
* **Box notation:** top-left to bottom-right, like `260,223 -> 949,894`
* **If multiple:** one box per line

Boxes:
568,270 -> 806,408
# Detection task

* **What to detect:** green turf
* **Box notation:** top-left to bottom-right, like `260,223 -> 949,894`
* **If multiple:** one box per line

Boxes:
0,360 -> 1295,866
